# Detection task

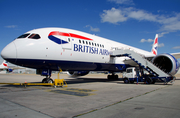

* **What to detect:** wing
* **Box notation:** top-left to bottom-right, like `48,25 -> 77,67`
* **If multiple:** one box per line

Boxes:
8,66 -> 25,70
171,52 -> 180,59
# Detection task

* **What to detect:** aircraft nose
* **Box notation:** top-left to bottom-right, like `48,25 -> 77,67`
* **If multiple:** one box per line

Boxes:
1,42 -> 17,63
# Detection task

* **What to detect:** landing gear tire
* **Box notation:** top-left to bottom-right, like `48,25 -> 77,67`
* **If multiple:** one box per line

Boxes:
115,75 -> 118,80
124,78 -> 129,84
108,75 -> 111,80
42,78 -> 47,83
47,78 -> 54,83
42,78 -> 54,83
107,75 -> 118,80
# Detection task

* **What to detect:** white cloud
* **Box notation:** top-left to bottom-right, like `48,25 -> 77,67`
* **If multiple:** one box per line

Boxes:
100,7 -> 180,32
108,0 -> 134,5
126,8 -> 157,22
160,19 -> 180,31
158,32 -> 169,37
158,43 -> 165,47
140,39 -> 146,43
86,25 -> 100,32
101,8 -> 127,24
172,46 -> 180,49
100,7 -> 158,24
5,25 -> 17,28
140,39 -> 164,48
140,38 -> 153,43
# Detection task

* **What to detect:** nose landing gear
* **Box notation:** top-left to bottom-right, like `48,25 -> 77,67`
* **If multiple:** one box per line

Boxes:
37,69 -> 54,83
42,76 -> 54,83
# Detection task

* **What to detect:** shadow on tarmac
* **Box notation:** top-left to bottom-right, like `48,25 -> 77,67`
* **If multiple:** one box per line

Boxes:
66,77 -> 122,84
0,77 -> 174,88
0,78 -> 122,88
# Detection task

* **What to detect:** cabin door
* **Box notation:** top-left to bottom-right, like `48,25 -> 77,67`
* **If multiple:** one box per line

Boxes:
61,37 -> 72,50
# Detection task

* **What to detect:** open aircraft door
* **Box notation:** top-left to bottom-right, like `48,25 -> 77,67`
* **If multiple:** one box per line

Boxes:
61,37 -> 72,50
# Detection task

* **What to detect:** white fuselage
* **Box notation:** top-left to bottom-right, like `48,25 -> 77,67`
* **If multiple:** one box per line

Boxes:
1,27 -> 155,72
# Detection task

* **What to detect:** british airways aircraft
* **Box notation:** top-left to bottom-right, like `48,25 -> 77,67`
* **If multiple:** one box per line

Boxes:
1,27 -> 180,83
0,60 -> 13,72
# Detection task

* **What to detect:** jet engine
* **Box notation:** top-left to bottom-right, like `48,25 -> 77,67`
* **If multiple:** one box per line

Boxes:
6,68 -> 13,72
152,54 -> 179,75
67,71 -> 89,77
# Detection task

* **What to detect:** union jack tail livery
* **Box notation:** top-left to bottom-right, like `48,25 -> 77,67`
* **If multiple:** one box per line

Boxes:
151,34 -> 158,55
1,60 -> 8,68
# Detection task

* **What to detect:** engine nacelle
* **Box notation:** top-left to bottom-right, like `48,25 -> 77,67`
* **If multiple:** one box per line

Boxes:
7,68 -> 13,72
67,71 -> 89,77
152,53 -> 179,75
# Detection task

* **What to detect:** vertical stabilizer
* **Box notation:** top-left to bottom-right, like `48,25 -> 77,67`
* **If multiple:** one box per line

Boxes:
151,34 -> 158,55
1,60 -> 8,68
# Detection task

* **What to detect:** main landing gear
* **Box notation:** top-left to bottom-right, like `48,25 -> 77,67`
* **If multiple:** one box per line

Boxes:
107,73 -> 118,80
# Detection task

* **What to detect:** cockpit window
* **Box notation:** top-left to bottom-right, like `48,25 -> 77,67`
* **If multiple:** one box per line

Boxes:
28,34 -> 41,39
17,33 -> 30,39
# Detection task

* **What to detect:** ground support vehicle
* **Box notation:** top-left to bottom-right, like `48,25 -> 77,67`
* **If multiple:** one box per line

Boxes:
110,49 -> 176,84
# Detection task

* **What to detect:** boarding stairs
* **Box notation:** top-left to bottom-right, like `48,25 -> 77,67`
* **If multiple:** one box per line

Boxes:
110,49 -> 170,82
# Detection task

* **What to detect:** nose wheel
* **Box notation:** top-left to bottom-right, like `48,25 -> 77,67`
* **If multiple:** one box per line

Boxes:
42,76 -> 54,83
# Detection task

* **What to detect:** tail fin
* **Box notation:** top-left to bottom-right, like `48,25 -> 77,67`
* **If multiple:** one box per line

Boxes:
151,34 -> 158,55
1,60 -> 8,68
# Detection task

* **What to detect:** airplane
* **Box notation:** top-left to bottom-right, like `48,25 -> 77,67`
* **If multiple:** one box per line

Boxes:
1,27 -> 180,83
0,60 -> 13,72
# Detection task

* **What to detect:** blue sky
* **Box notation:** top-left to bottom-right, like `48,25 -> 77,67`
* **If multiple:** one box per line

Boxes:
1,0 -> 180,63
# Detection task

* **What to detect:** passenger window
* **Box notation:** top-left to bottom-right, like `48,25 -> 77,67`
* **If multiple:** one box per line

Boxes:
89,42 -> 91,45
28,34 -> 41,39
17,33 -> 30,39
86,41 -> 88,45
92,42 -> 94,46
100,44 -> 101,47
97,44 -> 99,47
82,40 -> 85,44
95,43 -> 96,46
79,40 -> 81,43
102,45 -> 104,48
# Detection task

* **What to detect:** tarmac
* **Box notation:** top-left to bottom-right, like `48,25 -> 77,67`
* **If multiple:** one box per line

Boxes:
0,73 -> 180,118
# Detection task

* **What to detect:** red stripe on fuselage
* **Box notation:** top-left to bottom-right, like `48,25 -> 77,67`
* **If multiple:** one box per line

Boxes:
48,31 -> 93,40
48,31 -> 70,37
69,33 -> 93,40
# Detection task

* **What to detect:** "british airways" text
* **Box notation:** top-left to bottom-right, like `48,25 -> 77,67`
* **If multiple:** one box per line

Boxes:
74,44 -> 109,55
